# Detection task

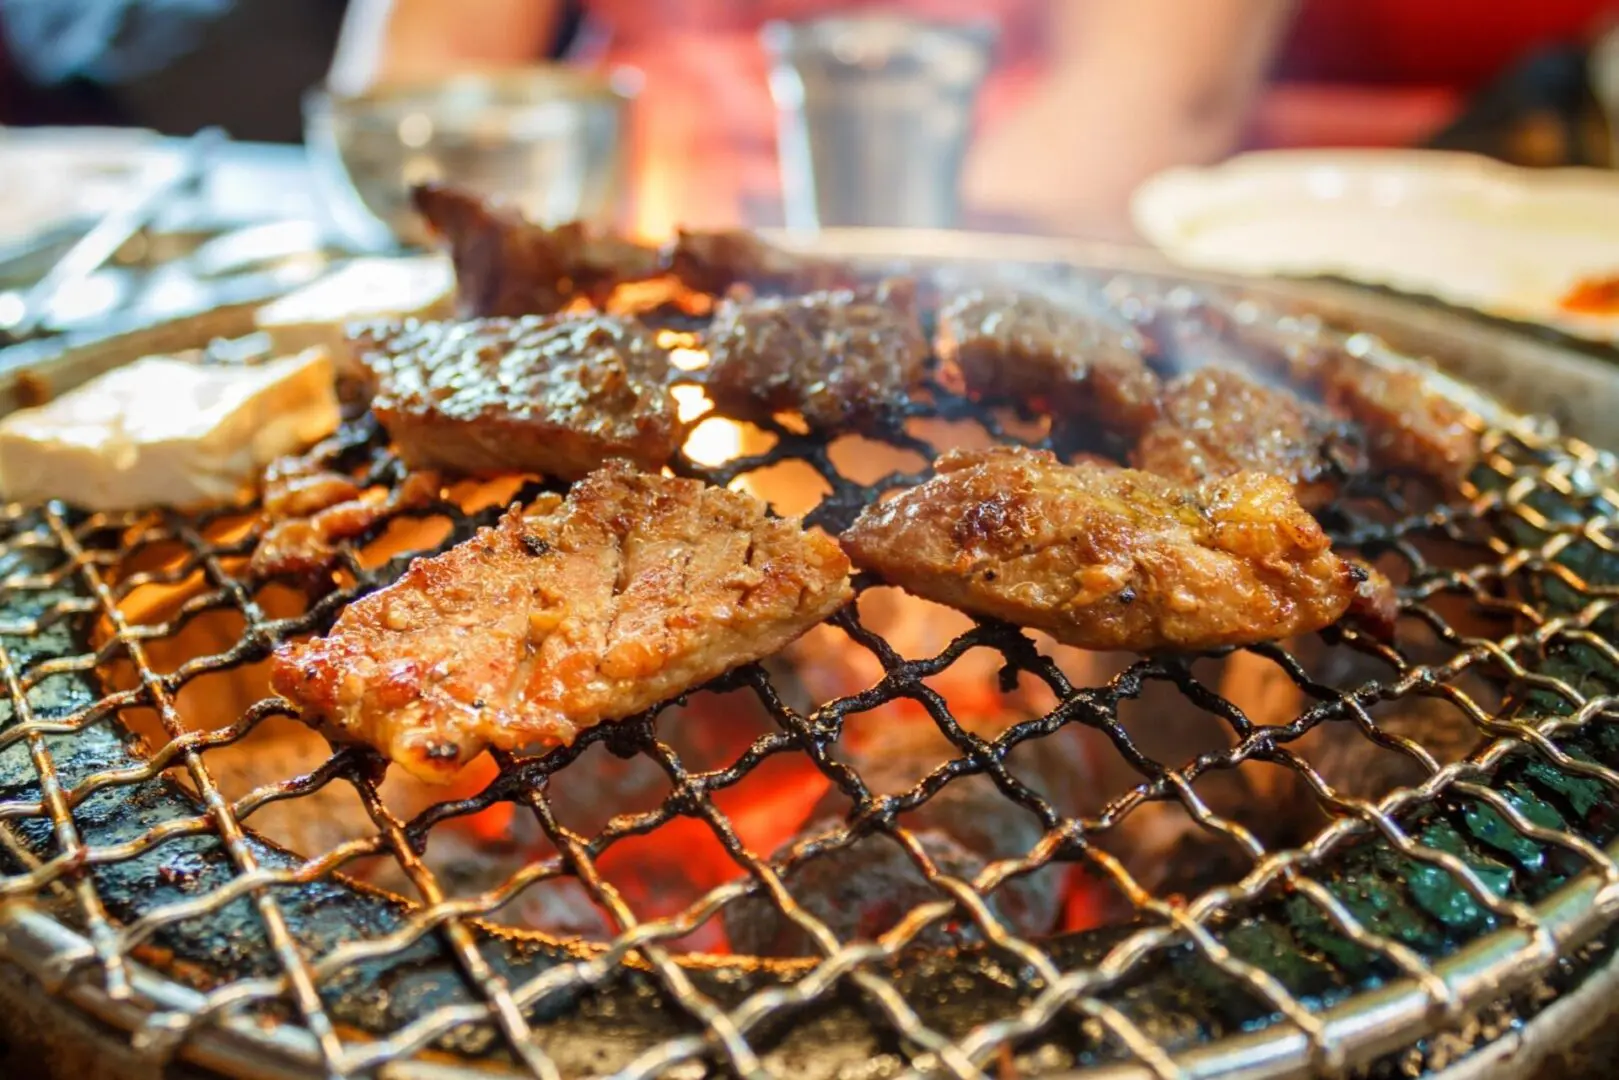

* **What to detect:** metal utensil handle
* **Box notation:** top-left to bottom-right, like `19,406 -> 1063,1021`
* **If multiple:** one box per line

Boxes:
5,127 -> 227,342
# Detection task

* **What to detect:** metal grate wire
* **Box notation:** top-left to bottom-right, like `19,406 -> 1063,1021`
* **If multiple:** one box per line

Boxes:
1,275 -> 1619,1079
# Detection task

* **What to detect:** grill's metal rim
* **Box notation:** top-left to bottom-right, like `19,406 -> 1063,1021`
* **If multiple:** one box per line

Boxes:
1080,837 -> 1619,1080
5,823 -> 1619,1080
1,231 -> 1618,1079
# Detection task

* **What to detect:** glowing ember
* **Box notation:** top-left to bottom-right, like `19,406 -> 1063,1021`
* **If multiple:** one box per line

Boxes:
443,754 -> 514,843
667,345 -> 709,371
593,752 -> 831,954
672,384 -> 745,466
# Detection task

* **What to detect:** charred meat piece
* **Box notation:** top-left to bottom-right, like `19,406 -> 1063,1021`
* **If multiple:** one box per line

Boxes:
663,228 -> 857,297
935,289 -> 1162,437
726,718 -> 1090,956
1145,296 -> 1492,486
1316,347 -> 1487,485
352,314 -> 680,480
704,278 -> 928,431
412,183 -> 660,316
842,446 -> 1396,653
260,441 -> 367,521
1131,367 -> 1366,508
252,470 -> 442,580
252,426 -> 444,580
271,462 -> 853,783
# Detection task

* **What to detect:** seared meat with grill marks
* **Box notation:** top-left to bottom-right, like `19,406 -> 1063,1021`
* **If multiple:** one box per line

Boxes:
271,462 -> 853,783
935,289 -> 1162,438
726,717 -> 1091,955
663,228 -> 857,297
1226,321 -> 1492,485
412,183 -> 660,316
704,278 -> 928,431
1132,367 -> 1366,508
842,446 -> 1396,653
351,314 -> 681,480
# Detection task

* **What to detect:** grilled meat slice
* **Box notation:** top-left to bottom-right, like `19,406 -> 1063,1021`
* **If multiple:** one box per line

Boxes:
1315,347 -> 1487,485
1144,296 -> 1492,485
935,289 -> 1162,437
704,278 -> 928,431
663,228 -> 857,297
1131,367 -> 1366,508
271,462 -> 853,782
842,446 -> 1396,653
412,183 -> 660,316
352,314 -> 681,481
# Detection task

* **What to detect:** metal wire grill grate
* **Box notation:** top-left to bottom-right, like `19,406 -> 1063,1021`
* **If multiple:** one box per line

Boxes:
1,274 -> 1619,1080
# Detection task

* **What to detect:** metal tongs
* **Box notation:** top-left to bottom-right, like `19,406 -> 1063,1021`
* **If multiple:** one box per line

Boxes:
0,127 -> 226,347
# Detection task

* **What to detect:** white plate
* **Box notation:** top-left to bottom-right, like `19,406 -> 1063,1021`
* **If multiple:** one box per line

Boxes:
1130,149 -> 1619,342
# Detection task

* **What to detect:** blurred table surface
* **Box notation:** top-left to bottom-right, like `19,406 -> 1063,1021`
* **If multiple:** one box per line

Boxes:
0,137 -> 356,372
157,138 -> 333,236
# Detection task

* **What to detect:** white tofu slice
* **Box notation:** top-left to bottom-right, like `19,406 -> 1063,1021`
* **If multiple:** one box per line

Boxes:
0,348 -> 339,511
255,255 -> 455,355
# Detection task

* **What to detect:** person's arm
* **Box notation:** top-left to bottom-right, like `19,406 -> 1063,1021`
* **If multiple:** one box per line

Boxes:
963,0 -> 1296,238
327,0 -> 563,95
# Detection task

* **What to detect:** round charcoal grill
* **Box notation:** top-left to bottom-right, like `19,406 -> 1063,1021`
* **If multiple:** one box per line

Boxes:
4,234 -> 1619,1080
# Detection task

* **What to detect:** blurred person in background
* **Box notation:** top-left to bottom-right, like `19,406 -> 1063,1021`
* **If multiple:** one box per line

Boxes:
330,0 -> 1296,238
2,1 -> 1615,236
331,0 -> 1618,238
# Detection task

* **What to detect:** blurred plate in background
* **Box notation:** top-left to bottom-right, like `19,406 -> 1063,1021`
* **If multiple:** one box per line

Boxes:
1132,149 -> 1619,342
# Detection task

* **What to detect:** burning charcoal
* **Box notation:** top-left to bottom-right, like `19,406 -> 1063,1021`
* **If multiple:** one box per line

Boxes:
1104,661 -> 1492,902
1291,646 -> 1492,805
1100,766 -> 1296,901
1297,697 -> 1486,805
192,718 -> 379,860
724,718 -> 1090,956
368,825 -> 614,940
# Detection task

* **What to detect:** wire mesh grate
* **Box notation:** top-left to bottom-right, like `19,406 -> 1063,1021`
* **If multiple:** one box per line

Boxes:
0,273 -> 1618,1079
